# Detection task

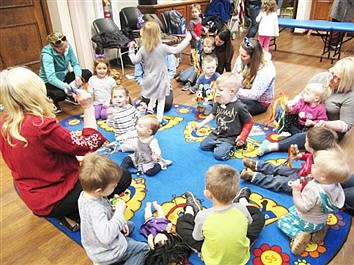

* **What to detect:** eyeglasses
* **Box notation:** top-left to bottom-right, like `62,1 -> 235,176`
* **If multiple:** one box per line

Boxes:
54,35 -> 66,46
243,37 -> 254,49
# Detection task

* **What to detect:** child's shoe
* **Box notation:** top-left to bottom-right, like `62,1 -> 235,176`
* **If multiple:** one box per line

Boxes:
189,85 -> 197,94
243,158 -> 257,171
277,131 -> 291,140
311,225 -> 328,244
182,82 -> 192,91
258,140 -> 271,156
240,169 -> 255,182
232,187 -> 251,203
159,159 -> 173,170
160,119 -> 168,126
184,192 -> 203,214
291,232 -> 311,255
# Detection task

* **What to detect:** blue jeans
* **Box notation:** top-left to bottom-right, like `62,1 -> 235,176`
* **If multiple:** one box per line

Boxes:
342,174 -> 354,215
119,221 -> 149,265
251,160 -> 299,194
200,134 -> 234,160
245,1 -> 262,38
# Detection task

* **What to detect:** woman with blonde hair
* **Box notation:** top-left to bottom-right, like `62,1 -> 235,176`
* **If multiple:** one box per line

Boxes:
128,21 -> 192,125
0,67 -> 131,230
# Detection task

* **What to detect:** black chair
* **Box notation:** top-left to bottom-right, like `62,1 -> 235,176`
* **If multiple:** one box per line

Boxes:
119,7 -> 142,39
92,18 -> 130,75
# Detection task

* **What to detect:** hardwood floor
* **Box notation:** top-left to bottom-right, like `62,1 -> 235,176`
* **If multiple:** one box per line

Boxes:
1,29 -> 353,264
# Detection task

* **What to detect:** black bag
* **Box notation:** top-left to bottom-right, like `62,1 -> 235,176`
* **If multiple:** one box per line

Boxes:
164,10 -> 186,35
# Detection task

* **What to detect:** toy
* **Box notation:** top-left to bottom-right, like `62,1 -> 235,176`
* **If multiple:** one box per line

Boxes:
265,93 -> 288,133
287,144 -> 299,168
64,80 -> 82,96
195,88 -> 205,114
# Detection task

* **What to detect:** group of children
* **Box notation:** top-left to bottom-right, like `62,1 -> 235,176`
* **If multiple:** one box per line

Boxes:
75,8 -> 352,264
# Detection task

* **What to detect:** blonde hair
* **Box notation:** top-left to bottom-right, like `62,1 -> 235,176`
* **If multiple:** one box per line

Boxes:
262,0 -> 278,13
313,149 -> 351,184
140,21 -> 161,52
191,3 -> 201,12
205,165 -> 239,204
111,85 -> 132,105
305,83 -> 329,103
139,115 -> 161,135
329,57 -> 354,93
203,36 -> 215,47
202,54 -> 218,68
93,58 -> 111,76
215,72 -> 242,94
0,67 -> 55,146
79,153 -> 122,192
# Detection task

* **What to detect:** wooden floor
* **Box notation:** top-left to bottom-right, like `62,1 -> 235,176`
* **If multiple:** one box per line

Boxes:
1,29 -> 353,264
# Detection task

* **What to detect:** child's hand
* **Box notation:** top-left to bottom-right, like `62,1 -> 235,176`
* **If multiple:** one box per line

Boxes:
106,107 -> 113,116
128,41 -> 137,49
152,153 -> 160,161
121,223 -> 130,236
294,153 -> 302,160
75,89 -> 93,109
305,119 -> 315,127
114,199 -> 126,213
235,136 -> 245,146
103,102 -> 110,109
290,179 -> 302,192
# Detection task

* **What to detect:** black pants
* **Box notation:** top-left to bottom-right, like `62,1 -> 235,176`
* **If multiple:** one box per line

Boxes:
45,69 -> 92,107
121,156 -> 162,177
49,168 -> 132,222
141,89 -> 174,112
176,205 -> 265,251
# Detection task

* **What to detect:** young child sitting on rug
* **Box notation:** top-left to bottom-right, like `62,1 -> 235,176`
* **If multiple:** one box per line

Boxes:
175,165 -> 265,264
278,83 -> 329,139
195,72 -> 254,160
140,201 -> 191,265
88,58 -> 116,120
78,153 -> 149,265
278,148 -> 351,255
241,126 -> 339,193
120,115 -> 172,176
106,85 -> 145,152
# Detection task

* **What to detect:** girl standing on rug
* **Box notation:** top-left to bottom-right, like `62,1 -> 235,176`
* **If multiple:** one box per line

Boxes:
0,67 -> 132,231
232,37 -> 276,115
106,85 -> 145,153
140,201 -> 191,265
78,153 -> 149,265
120,115 -> 172,176
128,21 -> 191,125
278,148 -> 350,255
88,58 -> 116,120
256,0 -> 279,51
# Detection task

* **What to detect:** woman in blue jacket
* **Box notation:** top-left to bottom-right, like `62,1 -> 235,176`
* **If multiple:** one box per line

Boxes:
39,32 -> 92,113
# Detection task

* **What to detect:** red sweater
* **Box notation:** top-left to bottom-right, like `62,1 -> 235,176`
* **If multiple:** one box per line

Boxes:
0,115 -> 105,216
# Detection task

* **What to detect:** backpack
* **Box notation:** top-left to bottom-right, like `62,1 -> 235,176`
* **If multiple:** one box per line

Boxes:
164,10 -> 186,35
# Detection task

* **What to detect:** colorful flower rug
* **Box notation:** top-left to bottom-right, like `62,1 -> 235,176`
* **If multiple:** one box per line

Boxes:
49,104 -> 351,265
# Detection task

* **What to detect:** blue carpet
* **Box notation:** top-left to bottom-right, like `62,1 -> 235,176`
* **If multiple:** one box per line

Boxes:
49,104 -> 351,265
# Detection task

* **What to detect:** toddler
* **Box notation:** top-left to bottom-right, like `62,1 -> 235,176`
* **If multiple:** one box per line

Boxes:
106,86 -> 144,152
88,58 -> 116,119
141,201 -> 191,265
195,72 -> 254,160
128,21 -> 191,125
256,0 -> 279,51
242,126 -> 339,193
120,115 -> 172,176
278,148 -> 351,255
279,83 -> 328,139
189,4 -> 203,60
78,153 -> 149,264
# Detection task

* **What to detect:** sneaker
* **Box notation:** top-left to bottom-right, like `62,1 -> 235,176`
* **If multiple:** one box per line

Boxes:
182,82 -> 192,91
57,216 -> 80,232
160,119 -> 168,126
243,158 -> 257,171
240,169 -> 254,182
291,232 -> 311,255
54,106 -> 62,114
65,96 -> 79,105
189,85 -> 197,94
233,187 -> 251,203
159,159 -> 173,170
184,192 -> 203,214
277,131 -> 291,140
311,225 -> 328,244
258,140 -> 271,156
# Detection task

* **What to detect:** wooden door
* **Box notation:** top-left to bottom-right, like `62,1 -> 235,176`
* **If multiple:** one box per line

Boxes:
310,0 -> 334,21
0,0 -> 52,72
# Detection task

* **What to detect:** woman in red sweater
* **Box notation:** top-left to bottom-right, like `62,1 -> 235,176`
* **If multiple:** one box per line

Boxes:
0,67 -> 131,229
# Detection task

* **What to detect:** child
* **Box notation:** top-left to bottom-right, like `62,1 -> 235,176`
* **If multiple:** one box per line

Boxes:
189,4 -> 203,61
88,58 -> 116,119
141,201 -> 191,265
128,21 -> 191,125
120,115 -> 172,176
181,36 -> 215,91
278,148 -> 351,255
256,0 -> 279,51
195,72 -> 254,161
78,153 -> 149,264
106,86 -> 143,152
279,83 -> 329,139
241,126 -> 339,194
175,165 -> 265,264
214,27 -> 234,74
